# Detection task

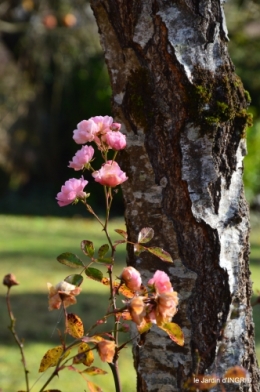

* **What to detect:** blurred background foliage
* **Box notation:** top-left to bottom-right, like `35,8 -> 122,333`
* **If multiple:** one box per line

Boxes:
0,0 -> 259,215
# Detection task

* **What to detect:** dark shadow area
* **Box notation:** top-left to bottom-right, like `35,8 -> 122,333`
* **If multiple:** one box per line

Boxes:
0,291 -> 124,345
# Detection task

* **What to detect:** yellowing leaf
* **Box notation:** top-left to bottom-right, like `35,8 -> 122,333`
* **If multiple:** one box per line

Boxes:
39,346 -> 69,372
118,283 -> 135,298
66,313 -> 84,338
147,247 -> 173,262
87,380 -> 103,392
159,322 -> 184,346
137,321 -> 152,334
81,366 -> 107,376
73,343 -> 94,366
82,335 -> 104,344
223,366 -> 247,379
101,277 -> 110,285
114,229 -> 128,239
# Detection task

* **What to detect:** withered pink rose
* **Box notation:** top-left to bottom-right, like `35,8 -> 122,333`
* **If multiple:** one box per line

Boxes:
148,270 -> 173,294
56,177 -> 88,206
68,145 -> 94,171
97,340 -> 116,363
92,161 -> 128,187
104,130 -> 126,150
155,291 -> 179,325
129,296 -> 146,325
47,281 -> 81,311
120,266 -> 142,292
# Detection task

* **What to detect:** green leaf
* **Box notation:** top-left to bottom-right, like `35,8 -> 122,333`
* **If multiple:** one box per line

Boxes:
147,247 -> 173,262
98,244 -> 109,258
81,240 -> 95,257
159,322 -> 184,346
134,243 -> 146,256
81,366 -> 107,376
138,227 -> 154,244
96,257 -> 114,265
114,229 -> 128,239
64,274 -> 83,287
85,267 -> 103,282
57,253 -> 84,268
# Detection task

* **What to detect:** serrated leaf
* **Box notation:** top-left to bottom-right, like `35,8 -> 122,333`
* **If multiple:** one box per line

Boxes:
86,381 -> 103,392
159,322 -> 184,346
114,229 -> 128,239
81,366 -> 107,376
134,243 -> 146,256
85,267 -> 103,282
138,227 -> 154,244
66,313 -> 84,338
65,274 -> 83,287
57,253 -> 84,268
81,240 -> 95,258
39,346 -> 70,372
98,244 -> 109,258
147,247 -> 173,262
96,257 -> 114,265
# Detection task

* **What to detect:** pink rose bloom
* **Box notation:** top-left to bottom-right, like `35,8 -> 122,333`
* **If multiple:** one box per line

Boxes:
148,270 -> 173,294
110,122 -> 121,132
104,131 -> 126,150
91,115 -> 114,134
120,266 -> 142,292
68,145 -> 94,171
73,119 -> 99,144
56,177 -> 88,207
92,161 -> 128,187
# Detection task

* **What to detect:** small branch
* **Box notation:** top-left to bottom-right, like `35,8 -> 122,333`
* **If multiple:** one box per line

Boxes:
5,287 -> 30,392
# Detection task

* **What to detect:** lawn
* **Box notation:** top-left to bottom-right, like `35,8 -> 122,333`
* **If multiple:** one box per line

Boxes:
0,214 -> 260,391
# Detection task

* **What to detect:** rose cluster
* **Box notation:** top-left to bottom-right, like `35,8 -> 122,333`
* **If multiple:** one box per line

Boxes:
120,268 -> 179,327
56,116 -> 128,207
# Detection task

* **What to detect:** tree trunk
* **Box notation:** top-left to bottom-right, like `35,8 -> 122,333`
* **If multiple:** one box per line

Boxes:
90,0 -> 259,390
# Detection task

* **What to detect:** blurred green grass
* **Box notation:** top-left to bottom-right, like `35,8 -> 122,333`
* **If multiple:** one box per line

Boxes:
0,215 -> 135,392
0,214 -> 260,391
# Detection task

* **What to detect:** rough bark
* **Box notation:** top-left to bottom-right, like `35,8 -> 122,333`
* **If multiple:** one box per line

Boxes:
90,0 -> 259,391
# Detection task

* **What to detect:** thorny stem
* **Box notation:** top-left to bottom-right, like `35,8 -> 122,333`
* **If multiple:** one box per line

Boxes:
103,184 -> 122,392
6,287 -> 30,392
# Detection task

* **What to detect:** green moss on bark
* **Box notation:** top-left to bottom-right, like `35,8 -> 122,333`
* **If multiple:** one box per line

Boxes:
188,66 -> 252,137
